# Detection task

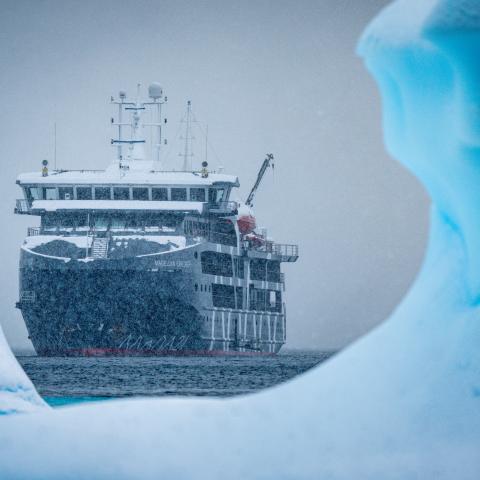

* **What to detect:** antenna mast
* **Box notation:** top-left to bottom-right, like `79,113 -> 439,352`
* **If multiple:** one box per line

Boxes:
110,82 -> 166,171
180,101 -> 194,171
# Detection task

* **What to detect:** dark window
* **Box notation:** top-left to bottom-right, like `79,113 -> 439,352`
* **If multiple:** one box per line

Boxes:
212,284 -> 235,309
93,214 -> 109,230
272,290 -> 282,312
132,187 -> 149,200
201,251 -> 233,277
249,287 -> 267,311
190,188 -> 206,202
233,257 -> 244,278
185,220 -> 209,238
267,260 -> 281,282
208,188 -> 225,204
171,188 -> 187,201
76,187 -> 92,200
43,187 -> 57,200
152,188 -> 168,201
41,213 -> 57,229
250,258 -> 267,281
95,187 -> 111,200
211,220 -> 237,247
235,287 -> 243,309
58,187 -> 74,200
113,187 -> 130,200
57,212 -> 75,229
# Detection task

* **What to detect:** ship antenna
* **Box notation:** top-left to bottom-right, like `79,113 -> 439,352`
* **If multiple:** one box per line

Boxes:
54,122 -> 57,171
180,100 -> 194,171
205,124 -> 208,165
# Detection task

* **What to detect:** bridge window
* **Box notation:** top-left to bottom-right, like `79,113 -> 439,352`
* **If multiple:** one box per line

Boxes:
201,251 -> 233,277
43,187 -> 57,200
58,187 -> 74,200
132,187 -> 149,200
208,188 -> 225,204
190,188 -> 206,202
212,284 -> 235,309
76,187 -> 92,200
94,187 -> 111,200
152,187 -> 168,201
171,188 -> 187,201
113,187 -> 130,200
27,187 -> 43,201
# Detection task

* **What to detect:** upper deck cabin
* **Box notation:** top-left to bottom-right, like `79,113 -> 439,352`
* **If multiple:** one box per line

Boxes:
15,169 -> 240,217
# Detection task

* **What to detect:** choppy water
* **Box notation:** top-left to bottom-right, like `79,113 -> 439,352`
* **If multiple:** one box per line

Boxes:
17,350 -> 333,407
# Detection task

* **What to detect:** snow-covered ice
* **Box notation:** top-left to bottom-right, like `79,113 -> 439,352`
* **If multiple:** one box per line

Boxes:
1,0 -> 480,478
0,326 -> 45,415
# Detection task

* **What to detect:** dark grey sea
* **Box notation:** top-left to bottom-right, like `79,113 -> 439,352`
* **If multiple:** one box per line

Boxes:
17,350 -> 333,407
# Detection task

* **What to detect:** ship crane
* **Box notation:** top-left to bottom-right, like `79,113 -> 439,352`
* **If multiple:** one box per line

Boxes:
245,153 -> 274,207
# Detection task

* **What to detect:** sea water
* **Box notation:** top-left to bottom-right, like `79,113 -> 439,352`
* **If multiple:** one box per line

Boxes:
17,350 -> 332,407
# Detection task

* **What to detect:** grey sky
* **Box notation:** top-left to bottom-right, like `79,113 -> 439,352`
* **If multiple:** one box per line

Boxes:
0,0 -> 428,351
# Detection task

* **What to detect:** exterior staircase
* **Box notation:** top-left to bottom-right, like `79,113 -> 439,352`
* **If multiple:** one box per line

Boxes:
91,237 -> 109,259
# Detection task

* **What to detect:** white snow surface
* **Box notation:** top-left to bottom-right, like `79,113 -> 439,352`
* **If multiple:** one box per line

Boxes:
113,235 -> 186,249
18,169 -> 238,186
0,326 -> 46,415
1,1 -> 480,477
24,235 -> 92,249
31,200 -> 205,213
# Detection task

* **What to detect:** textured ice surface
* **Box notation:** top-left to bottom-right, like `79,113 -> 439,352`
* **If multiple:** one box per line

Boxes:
0,326 -> 45,414
1,0 -> 480,478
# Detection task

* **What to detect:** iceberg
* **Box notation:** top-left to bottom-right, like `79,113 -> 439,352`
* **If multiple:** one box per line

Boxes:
1,0 -> 480,478
0,326 -> 45,414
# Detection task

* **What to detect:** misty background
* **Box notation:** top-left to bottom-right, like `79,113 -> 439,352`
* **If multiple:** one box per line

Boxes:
0,0 -> 428,352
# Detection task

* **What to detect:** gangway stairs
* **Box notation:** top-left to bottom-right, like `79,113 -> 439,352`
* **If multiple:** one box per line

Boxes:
91,237 -> 109,259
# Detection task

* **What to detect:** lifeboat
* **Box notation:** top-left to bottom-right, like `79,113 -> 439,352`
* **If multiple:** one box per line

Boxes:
236,204 -> 256,234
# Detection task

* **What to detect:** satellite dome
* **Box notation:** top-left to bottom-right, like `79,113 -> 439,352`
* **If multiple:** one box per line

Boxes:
148,82 -> 163,99
119,90 -> 126,99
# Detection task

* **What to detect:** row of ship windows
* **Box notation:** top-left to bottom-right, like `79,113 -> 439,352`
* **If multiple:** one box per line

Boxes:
199,251 -> 281,282
198,283 -> 282,312
26,186 -> 228,203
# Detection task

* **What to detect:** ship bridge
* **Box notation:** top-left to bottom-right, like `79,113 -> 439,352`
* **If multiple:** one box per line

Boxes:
15,170 -> 239,216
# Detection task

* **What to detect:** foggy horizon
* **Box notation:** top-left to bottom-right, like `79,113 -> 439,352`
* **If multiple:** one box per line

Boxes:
0,0 -> 429,352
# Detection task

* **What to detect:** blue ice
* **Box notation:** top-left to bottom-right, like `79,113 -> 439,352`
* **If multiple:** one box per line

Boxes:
0,1 -> 480,478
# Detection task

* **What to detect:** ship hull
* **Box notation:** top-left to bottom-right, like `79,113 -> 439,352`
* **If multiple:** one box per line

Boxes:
18,246 -> 283,356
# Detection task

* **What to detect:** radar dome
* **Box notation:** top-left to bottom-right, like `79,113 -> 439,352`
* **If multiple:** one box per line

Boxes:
148,82 -> 163,99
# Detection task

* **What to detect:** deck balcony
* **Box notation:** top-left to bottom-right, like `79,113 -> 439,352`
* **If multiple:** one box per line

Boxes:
15,199 -> 31,215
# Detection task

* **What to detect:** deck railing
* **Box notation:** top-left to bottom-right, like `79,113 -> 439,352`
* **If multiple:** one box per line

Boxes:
27,227 -> 41,237
271,243 -> 299,258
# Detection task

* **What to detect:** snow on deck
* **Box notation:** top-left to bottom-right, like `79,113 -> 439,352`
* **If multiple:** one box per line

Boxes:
17,169 -> 239,186
31,200 -> 205,213
24,235 -> 92,250
112,235 -> 186,249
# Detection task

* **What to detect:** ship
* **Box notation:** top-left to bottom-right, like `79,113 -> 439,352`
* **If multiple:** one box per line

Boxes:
14,83 -> 298,356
